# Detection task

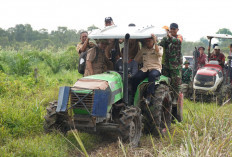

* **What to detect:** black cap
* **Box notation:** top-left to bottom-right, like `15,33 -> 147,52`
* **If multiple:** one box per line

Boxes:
170,23 -> 178,29
213,44 -> 218,48
128,23 -> 136,27
105,17 -> 113,23
198,46 -> 205,50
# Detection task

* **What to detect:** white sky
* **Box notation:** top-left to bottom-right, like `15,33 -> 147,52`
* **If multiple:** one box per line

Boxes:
0,0 -> 231,41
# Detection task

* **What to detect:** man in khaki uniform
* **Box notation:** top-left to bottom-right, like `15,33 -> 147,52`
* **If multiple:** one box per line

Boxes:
76,31 -> 95,56
84,40 -> 113,76
133,34 -> 163,99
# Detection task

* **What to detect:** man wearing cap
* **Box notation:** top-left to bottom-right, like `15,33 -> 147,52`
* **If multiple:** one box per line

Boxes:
182,61 -> 192,84
159,23 -> 183,103
105,17 -> 114,27
210,46 -> 225,68
76,31 -> 95,56
104,17 -> 122,65
133,34 -> 163,102
84,39 -> 113,76
211,44 -> 219,55
197,46 -> 208,69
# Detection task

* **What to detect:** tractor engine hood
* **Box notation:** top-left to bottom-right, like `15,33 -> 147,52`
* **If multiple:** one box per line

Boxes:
196,68 -> 217,76
193,66 -> 223,92
73,71 -> 122,91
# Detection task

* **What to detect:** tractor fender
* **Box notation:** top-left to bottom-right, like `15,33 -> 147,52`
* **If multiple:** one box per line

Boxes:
56,86 -> 70,112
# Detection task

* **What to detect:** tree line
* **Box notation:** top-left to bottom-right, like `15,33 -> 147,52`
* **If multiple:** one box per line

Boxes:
0,24 -> 231,55
0,24 -> 98,51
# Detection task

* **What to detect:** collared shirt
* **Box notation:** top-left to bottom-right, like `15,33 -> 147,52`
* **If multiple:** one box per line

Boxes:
197,53 -> 208,69
210,52 -> 225,67
134,46 -> 163,72
76,42 -> 95,55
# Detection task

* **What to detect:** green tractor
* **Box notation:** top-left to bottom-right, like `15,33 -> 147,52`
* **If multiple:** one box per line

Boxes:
44,25 -> 182,147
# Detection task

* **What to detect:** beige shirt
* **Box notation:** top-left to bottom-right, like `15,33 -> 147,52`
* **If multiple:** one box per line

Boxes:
76,42 -> 84,54
84,47 -> 113,76
134,46 -> 163,72
76,42 -> 95,55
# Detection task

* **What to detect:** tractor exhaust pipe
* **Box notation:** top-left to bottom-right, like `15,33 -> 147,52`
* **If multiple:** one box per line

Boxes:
123,33 -> 130,104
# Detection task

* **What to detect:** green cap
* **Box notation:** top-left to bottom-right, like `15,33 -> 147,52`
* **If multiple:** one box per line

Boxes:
184,60 -> 190,65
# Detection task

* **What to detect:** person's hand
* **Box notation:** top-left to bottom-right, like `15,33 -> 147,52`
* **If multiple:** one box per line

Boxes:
151,34 -> 157,43
167,32 -> 172,38
89,41 -> 95,48
86,37 -> 89,42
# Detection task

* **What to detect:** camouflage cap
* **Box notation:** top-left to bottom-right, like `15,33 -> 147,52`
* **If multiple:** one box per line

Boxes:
184,60 -> 190,65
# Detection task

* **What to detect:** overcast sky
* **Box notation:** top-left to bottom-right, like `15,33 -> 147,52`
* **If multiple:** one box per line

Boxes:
0,0 -> 231,41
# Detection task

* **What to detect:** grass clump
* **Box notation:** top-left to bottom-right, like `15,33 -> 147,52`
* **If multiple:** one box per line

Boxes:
0,134 -> 69,157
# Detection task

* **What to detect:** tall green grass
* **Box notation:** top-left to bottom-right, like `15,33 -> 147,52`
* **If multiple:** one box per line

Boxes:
0,48 -> 232,156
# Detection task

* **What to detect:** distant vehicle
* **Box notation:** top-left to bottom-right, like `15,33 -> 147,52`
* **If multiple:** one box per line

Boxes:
192,34 -> 232,105
183,56 -> 193,69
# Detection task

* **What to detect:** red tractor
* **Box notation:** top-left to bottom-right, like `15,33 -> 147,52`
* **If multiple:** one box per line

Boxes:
192,34 -> 232,105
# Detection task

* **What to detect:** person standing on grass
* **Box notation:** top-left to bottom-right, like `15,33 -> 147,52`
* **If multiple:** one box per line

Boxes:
182,60 -> 192,84
159,23 -> 183,105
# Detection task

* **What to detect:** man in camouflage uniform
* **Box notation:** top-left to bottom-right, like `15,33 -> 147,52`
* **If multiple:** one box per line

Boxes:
182,60 -> 192,84
159,23 -> 183,103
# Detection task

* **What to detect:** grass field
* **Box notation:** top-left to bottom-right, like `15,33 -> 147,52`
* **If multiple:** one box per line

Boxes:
0,49 -> 232,157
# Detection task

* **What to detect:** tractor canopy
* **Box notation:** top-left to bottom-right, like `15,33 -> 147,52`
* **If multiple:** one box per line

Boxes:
89,25 -> 167,39
207,34 -> 232,39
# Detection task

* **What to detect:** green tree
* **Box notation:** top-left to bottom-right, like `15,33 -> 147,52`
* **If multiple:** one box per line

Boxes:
87,25 -> 99,31
216,28 -> 232,35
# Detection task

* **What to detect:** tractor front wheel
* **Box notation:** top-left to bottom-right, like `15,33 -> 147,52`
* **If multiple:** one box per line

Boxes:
118,106 -> 142,147
44,101 -> 69,134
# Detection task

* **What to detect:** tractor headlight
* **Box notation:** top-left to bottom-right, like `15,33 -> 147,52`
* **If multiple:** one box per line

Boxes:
204,81 -> 215,86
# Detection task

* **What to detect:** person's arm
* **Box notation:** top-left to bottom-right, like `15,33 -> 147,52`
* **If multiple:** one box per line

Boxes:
222,54 -> 225,64
76,43 -> 82,54
86,61 -> 93,75
167,33 -> 183,45
79,38 -> 89,53
134,49 -> 143,64
151,34 -> 159,53
85,48 -> 96,75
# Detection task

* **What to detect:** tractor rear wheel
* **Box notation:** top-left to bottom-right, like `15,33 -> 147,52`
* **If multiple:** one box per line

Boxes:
142,84 -> 172,136
44,101 -> 69,134
118,106 -> 142,147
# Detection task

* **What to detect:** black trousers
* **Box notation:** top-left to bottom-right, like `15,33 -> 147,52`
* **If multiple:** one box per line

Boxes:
132,69 -> 161,96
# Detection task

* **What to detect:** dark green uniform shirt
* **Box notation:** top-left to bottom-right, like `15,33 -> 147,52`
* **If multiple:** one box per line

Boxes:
159,35 -> 183,70
182,67 -> 192,84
